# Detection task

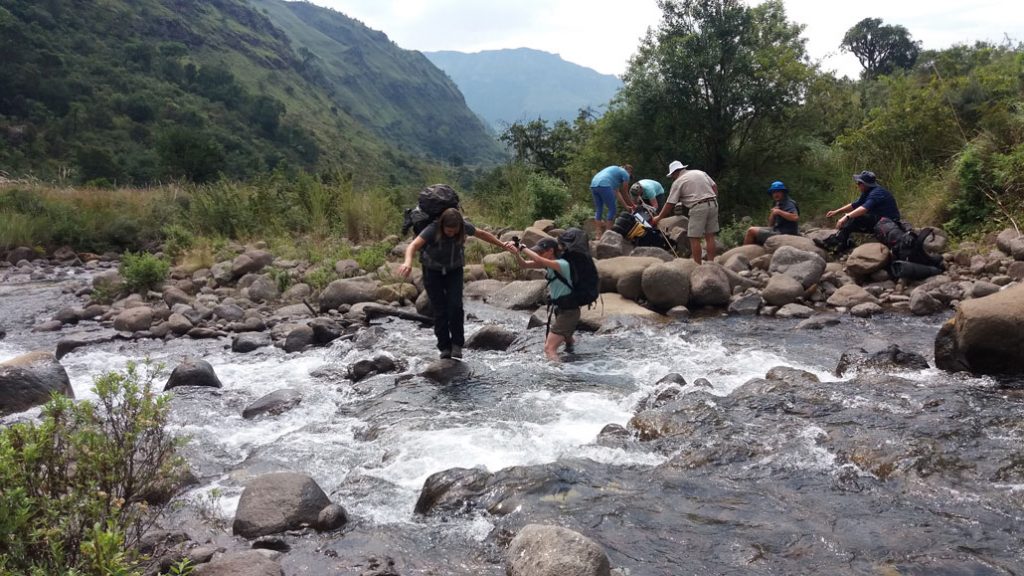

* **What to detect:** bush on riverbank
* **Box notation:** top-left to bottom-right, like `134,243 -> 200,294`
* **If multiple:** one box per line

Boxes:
0,363 -> 186,575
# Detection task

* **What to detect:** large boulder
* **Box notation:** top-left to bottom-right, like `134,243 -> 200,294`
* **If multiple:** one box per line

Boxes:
193,551 -> 283,576
996,228 -> 1023,256
6,246 -> 35,265
486,280 -> 548,310
718,245 -> 766,264
522,226 -> 554,248
845,243 -> 891,277
764,235 -> 826,258
768,246 -> 825,288
231,250 -> 272,279
242,389 -> 302,419
826,284 -> 878,308
0,351 -> 74,417
247,275 -> 280,303
164,359 -> 222,390
595,231 -> 625,259
162,286 -> 192,307
319,279 -> 378,312
232,472 -> 335,538
835,345 -> 929,377
506,524 -> 611,576
465,324 -> 517,351
420,359 -> 472,383
641,260 -> 695,310
595,257 -> 662,293
232,332 -> 271,353
113,306 -> 153,332
688,263 -> 731,308
580,294 -> 664,330
728,293 -> 763,316
935,284 -> 1024,376
910,288 -> 946,316
283,325 -> 315,353
762,274 -> 804,307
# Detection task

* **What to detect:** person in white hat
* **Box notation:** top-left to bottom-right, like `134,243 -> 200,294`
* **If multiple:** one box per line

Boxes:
651,160 -> 719,264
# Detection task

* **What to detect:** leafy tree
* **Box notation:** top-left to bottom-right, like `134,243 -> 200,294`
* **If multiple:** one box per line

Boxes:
501,118 -> 577,179
157,128 -> 225,183
841,18 -> 921,78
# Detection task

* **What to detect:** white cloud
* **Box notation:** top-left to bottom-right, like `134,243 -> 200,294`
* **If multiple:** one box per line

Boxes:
307,0 -> 1024,77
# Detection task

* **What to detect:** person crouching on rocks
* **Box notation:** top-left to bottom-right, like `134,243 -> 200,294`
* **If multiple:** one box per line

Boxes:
744,181 -> 800,245
399,208 -> 517,360
651,160 -> 719,265
515,238 -> 578,362
816,170 -> 901,254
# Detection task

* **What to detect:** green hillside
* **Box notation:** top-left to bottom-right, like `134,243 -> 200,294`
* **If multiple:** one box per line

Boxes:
0,0 -> 502,185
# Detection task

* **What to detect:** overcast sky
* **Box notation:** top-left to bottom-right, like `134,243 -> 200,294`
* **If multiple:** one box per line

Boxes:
307,0 -> 1024,77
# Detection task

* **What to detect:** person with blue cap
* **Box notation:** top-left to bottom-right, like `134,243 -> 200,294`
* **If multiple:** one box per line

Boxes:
743,181 -> 800,245
816,170 -> 902,253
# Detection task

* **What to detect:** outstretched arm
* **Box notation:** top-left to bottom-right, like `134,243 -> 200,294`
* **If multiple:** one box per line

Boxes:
398,236 -> 427,277
826,203 -> 853,219
516,248 -> 562,272
473,229 -> 518,253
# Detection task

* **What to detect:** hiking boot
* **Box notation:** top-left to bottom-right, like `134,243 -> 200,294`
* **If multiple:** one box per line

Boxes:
440,348 -> 452,360
451,346 -> 463,360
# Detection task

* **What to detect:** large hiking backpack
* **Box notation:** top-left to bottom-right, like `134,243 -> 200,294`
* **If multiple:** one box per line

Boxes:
873,217 -> 945,274
548,228 -> 600,309
402,184 -> 461,236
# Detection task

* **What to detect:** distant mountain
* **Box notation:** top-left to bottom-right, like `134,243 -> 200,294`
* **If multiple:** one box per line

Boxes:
425,48 -> 623,130
0,0 -> 501,184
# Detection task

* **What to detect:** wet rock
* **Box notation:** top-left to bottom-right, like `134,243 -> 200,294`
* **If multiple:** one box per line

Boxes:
629,392 -> 723,441
247,275 -> 280,303
580,293 -> 663,329
242,389 -> 302,419
415,467 -> 493,515
762,273 -> 804,306
420,359 -> 471,383
688,263 -> 731,308
910,289 -> 945,316
284,325 -> 315,353
845,243 -> 890,277
0,351 -> 74,417
765,366 -> 820,383
320,280 -> 378,312
727,293 -> 762,316
232,472 -> 333,538
641,260 -> 694,310
165,359 -> 222,390
316,503 -> 348,532
232,332 -> 272,353
466,324 -> 517,351
636,385 -> 682,412
506,524 -> 611,576
776,303 -> 813,319
826,284 -> 878,308
348,356 -> 399,382
595,230 -> 625,259
310,318 -> 345,345
935,283 -> 1024,376
666,305 -> 690,319
167,313 -> 193,336
193,550 -> 283,576
769,246 -> 826,288
113,306 -> 153,332
850,302 -> 884,318
486,280 -> 548,310
835,344 -> 930,377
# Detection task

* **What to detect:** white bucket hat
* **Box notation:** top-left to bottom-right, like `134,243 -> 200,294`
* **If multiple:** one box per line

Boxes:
666,160 -> 688,176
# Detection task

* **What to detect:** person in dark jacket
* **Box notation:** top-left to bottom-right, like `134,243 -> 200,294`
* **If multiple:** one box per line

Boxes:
399,208 -> 517,359
817,170 -> 902,253
744,181 -> 800,245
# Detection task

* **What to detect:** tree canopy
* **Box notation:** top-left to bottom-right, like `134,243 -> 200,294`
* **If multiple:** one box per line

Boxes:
841,17 -> 921,78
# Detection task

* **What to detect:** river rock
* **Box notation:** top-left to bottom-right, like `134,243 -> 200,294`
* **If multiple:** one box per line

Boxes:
835,344 -> 930,377
232,472 -> 333,538
506,524 -> 611,576
764,235 -> 825,257
846,243 -> 890,277
935,283 -> 1024,375
282,283 -> 312,302
284,325 -> 315,353
630,247 -> 674,262
415,467 -> 492,515
996,228 -> 1023,256
826,284 -> 878,308
420,359 -> 471,383
242,389 -> 302,419
522,226 -> 554,248
762,273 -> 804,306
248,275 -> 280,303
578,293 -> 664,331
167,313 -> 193,336
165,359 -> 222,390
910,288 -> 945,316
641,260 -> 694,310
316,503 -> 348,532
231,251 -> 272,279
193,550 -> 283,576
232,332 -> 272,353
347,356 -> 399,382
320,280 -> 378,312
596,256 -> 662,293
595,230 -> 625,259
212,303 -> 245,322
769,246 -> 826,288
727,293 -> 763,316
465,324 -> 517,351
0,351 -> 74,417
851,302 -> 884,318
776,303 -> 814,319
113,306 -> 153,332
718,245 -> 766,264
6,246 -> 35,264
688,264 -> 731,308
162,286 -> 192,307
971,281 -> 1001,299
486,280 -> 548,310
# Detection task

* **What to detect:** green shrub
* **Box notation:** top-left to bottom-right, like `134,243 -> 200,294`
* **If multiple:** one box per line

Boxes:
305,265 -> 336,291
0,362 -> 186,575
528,172 -> 571,221
717,216 -> 752,249
162,223 -> 194,259
355,241 -> 393,272
555,203 -> 596,230
120,252 -> 170,294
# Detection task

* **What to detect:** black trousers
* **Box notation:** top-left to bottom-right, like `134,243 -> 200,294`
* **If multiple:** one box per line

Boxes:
423,267 -> 464,352
834,214 -> 881,246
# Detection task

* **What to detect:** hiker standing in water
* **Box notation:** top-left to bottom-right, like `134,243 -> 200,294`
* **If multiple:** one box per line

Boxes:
399,208 -> 517,360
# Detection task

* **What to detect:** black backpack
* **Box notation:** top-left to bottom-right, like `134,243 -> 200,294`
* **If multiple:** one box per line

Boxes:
548,228 -> 599,309
873,218 -> 944,269
402,184 -> 461,236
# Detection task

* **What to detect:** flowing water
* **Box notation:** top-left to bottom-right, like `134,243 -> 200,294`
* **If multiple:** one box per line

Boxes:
3,274 -> 1023,575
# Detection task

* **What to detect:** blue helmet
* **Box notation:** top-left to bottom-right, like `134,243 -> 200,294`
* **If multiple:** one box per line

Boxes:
768,181 -> 787,194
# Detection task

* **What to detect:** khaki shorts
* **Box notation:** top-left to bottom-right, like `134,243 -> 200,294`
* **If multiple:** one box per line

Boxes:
687,199 -> 720,237
550,307 -> 581,338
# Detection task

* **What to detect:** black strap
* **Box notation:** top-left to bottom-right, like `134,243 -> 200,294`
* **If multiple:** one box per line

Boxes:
545,303 -> 554,339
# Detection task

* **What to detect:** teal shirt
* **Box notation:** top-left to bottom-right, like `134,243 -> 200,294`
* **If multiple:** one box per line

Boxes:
591,166 -> 630,189
637,179 -> 664,201
545,259 -> 572,301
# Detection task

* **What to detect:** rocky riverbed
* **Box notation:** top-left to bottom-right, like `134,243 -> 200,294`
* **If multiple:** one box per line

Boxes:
2,229 -> 1024,575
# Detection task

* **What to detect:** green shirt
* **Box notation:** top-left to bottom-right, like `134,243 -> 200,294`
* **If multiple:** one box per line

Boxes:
545,259 -> 572,300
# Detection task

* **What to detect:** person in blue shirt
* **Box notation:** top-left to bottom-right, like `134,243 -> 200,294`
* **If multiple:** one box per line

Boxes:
629,179 -> 666,212
590,164 -> 633,235
744,181 -> 800,245
516,238 -> 578,361
817,170 -> 902,253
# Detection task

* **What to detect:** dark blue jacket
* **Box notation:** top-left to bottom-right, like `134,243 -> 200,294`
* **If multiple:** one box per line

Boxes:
852,186 -> 901,221
772,197 -> 800,235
